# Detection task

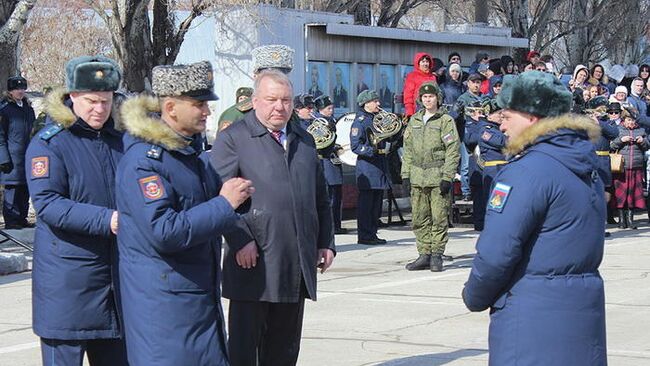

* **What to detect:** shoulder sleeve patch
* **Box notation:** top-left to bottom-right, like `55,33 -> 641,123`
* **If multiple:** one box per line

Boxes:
351,127 -> 359,137
481,131 -> 493,141
39,124 -> 64,141
442,133 -> 455,143
487,182 -> 512,213
139,175 -> 167,202
30,156 -> 49,179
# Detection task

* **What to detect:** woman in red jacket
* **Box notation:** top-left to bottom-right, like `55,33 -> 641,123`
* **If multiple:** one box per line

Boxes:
403,52 -> 437,116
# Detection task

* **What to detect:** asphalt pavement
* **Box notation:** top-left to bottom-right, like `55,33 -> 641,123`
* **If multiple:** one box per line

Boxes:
1,218 -> 649,365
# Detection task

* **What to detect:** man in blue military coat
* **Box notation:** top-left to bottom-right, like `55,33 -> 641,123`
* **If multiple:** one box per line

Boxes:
0,76 -> 35,228
116,61 -> 253,366
26,56 -> 128,365
351,90 -> 390,245
463,71 -> 607,365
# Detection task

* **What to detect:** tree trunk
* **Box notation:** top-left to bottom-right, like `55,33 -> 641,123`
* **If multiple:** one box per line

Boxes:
475,0 -> 489,24
351,0 -> 371,25
566,0 -> 588,67
0,0 -> 37,92
0,41 -> 18,89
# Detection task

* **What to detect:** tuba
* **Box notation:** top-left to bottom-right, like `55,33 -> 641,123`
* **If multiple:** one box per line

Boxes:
369,108 -> 402,146
306,114 -> 336,150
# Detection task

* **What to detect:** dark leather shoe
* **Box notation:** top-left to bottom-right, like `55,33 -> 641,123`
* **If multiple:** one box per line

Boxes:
358,238 -> 386,245
405,254 -> 431,271
430,255 -> 443,272
441,254 -> 453,262
20,221 -> 35,228
3,224 -> 22,230
374,237 -> 387,244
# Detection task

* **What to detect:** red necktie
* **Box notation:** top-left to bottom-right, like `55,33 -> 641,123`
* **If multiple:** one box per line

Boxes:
270,130 -> 283,145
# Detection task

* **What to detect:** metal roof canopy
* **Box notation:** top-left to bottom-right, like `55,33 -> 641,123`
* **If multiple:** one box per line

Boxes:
325,23 -> 529,49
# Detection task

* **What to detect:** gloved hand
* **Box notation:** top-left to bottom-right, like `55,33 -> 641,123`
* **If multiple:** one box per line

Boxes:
0,162 -> 13,174
402,178 -> 410,191
439,180 -> 452,196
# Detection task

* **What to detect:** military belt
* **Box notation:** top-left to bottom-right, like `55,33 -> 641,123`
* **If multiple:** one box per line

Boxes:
483,160 -> 508,167
595,151 -> 610,156
414,161 -> 445,169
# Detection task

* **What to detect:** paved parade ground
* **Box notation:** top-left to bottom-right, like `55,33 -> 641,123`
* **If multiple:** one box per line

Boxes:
0,220 -> 649,365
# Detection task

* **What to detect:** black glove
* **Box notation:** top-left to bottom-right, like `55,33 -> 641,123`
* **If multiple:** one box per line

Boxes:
0,162 -> 13,174
439,180 -> 452,196
402,178 -> 410,190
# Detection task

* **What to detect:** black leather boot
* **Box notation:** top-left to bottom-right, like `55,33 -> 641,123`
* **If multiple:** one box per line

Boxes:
627,210 -> 638,230
430,255 -> 443,272
405,254 -> 431,271
607,206 -> 617,225
618,210 -> 627,229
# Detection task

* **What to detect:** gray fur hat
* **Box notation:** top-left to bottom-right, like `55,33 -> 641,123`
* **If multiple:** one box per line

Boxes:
251,45 -> 294,74
152,61 -> 218,101
65,56 -> 121,92
496,71 -> 572,118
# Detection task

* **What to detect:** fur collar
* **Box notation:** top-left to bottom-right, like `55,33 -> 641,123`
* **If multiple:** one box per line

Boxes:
43,88 -> 77,128
504,114 -> 601,156
2,92 -> 31,107
120,95 -> 187,150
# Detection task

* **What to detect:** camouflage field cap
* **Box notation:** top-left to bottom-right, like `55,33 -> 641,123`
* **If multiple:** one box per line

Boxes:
152,61 -> 218,101
251,45 -> 294,74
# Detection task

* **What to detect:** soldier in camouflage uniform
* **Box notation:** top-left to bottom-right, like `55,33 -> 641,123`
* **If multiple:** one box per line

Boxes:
217,45 -> 295,132
217,87 -> 253,131
401,82 -> 460,271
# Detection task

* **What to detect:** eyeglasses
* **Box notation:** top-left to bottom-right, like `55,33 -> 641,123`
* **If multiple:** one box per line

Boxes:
608,111 -> 620,115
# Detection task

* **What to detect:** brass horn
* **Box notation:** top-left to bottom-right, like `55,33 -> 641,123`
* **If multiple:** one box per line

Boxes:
306,114 -> 337,150
369,108 -> 402,146
464,104 -> 490,116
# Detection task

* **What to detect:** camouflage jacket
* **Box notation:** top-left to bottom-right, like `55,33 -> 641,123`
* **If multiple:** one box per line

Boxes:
401,108 -> 460,187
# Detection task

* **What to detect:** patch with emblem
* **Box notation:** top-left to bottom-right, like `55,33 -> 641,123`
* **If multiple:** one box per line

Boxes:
481,131 -> 493,141
31,157 -> 49,179
351,127 -> 359,136
442,133 -> 455,143
487,182 -> 512,213
138,175 -> 167,202
358,116 -> 364,121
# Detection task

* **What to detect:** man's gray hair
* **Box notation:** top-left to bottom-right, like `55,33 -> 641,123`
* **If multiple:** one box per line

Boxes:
253,69 -> 293,97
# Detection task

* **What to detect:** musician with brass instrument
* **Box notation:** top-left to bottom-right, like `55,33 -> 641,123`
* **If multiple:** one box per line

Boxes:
293,93 -> 315,129
350,90 -> 394,245
313,95 -> 347,234
477,99 -> 508,220
401,82 -> 460,271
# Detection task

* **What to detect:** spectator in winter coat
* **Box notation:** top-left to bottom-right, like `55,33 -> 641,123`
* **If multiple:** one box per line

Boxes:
591,64 -> 615,94
463,71 -> 607,366
440,63 -> 466,107
403,52 -> 437,116
610,108 -> 649,229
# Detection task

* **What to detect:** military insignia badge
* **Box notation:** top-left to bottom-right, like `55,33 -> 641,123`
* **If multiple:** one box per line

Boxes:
95,70 -> 104,79
442,133 -> 455,143
351,127 -> 359,136
270,51 -> 281,61
481,131 -> 493,141
487,182 -> 512,213
31,157 -> 49,179
139,175 -> 167,202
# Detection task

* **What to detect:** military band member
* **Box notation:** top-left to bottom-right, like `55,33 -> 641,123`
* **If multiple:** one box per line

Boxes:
27,56 -> 128,366
401,82 -> 460,271
116,61 -> 253,365
463,100 -> 486,230
294,93 -> 315,130
351,90 -> 390,245
477,99 -> 508,213
314,95 -> 346,234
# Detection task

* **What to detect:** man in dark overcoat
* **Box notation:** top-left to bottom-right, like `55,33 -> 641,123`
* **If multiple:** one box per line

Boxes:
210,69 -> 336,366
0,76 -> 35,228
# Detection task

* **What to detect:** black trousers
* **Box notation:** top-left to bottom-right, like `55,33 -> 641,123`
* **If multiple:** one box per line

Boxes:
357,189 -> 383,240
329,184 -> 343,229
3,184 -> 29,225
228,299 -> 305,366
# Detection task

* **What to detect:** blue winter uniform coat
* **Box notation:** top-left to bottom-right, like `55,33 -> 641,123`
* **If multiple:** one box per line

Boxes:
464,116 -> 485,229
350,110 -> 390,190
594,118 -> 619,187
313,111 -> 343,186
26,89 -> 124,340
0,95 -> 35,184
463,116 -> 607,366
116,96 -> 236,365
